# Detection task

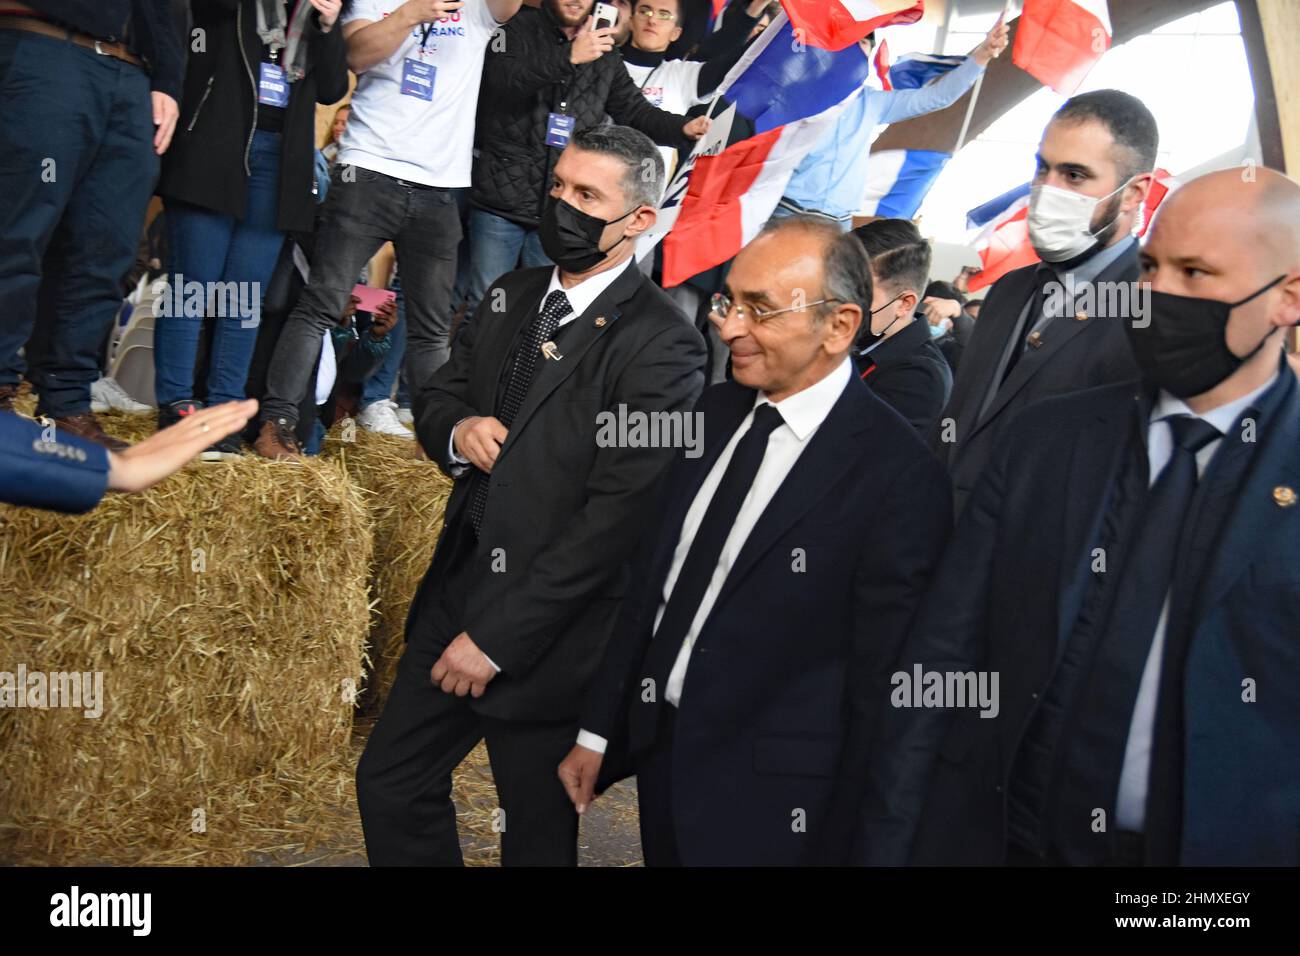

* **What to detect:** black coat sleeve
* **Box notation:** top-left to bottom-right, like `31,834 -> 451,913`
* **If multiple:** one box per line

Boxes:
814,452 -> 952,865
691,0 -> 759,63
309,14 -> 351,105
870,361 -> 949,437
481,16 -> 576,99
856,422 -> 1012,864
466,318 -> 707,675
145,0 -> 186,99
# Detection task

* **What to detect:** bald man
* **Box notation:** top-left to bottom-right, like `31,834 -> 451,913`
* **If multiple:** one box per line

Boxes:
861,168 -> 1300,867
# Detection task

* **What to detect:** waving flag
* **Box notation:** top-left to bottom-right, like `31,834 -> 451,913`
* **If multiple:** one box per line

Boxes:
781,0 -> 926,52
966,169 -> 1176,291
966,184 -> 1035,292
644,11 -> 880,286
889,52 -> 966,90
874,37 -> 892,90
859,149 -> 950,218
1013,0 -> 1111,95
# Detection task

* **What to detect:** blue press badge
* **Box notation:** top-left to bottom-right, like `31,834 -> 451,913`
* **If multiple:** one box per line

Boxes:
545,112 -> 575,148
400,58 -> 436,100
258,62 -> 289,107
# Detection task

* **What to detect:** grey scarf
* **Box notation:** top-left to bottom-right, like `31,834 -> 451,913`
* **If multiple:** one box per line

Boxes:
256,0 -> 314,83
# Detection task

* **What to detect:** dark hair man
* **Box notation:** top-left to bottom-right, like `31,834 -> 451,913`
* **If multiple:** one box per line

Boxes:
356,125 -> 706,866
852,219 -> 952,435
935,89 -> 1159,516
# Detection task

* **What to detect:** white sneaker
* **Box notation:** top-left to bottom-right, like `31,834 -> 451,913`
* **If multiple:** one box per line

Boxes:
91,376 -> 152,414
357,399 -> 414,439
396,406 -> 414,426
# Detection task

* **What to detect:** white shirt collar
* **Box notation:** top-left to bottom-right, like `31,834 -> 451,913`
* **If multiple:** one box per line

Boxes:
544,255 -> 635,322
754,357 -> 853,442
1151,371 -> 1279,435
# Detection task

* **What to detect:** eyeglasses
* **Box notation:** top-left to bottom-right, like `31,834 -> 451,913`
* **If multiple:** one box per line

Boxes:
635,5 -> 677,21
708,292 -> 840,327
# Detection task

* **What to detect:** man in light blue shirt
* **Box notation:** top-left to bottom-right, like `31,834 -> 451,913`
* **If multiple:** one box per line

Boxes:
778,20 -> 1009,228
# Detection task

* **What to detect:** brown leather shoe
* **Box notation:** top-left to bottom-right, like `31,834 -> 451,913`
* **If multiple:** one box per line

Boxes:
0,383 -> 19,413
51,411 -> 130,452
253,417 -> 303,460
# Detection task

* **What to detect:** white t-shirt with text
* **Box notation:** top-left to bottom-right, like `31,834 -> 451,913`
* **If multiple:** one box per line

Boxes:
339,0 -> 500,187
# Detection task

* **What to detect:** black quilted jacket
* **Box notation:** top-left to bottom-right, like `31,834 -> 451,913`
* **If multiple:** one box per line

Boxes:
471,4 -> 690,228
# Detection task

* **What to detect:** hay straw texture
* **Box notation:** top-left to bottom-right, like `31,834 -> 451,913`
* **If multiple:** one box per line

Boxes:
0,407 -> 372,865
321,424 -> 452,714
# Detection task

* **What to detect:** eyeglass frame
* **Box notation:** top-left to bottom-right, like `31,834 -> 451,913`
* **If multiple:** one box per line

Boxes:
634,5 -> 678,22
708,291 -> 844,327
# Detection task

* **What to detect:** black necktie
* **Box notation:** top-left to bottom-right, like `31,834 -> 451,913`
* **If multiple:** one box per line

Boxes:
1052,413 -> 1221,859
1143,419 -> 1225,863
467,289 -> 572,536
640,403 -> 786,698
1000,266 -> 1054,385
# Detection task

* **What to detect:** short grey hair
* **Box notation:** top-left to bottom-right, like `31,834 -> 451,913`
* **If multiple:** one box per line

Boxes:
759,215 -> 874,317
570,124 -> 665,210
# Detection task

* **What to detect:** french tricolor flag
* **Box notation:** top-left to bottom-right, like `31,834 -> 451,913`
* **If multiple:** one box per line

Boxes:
1013,0 -> 1111,95
965,182 -> 1035,292
648,2 -> 925,287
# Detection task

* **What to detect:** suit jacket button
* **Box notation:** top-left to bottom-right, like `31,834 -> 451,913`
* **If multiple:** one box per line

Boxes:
594,316 -> 606,327
1274,485 -> 1296,507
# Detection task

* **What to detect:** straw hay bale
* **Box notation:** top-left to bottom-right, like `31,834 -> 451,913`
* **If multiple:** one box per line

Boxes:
0,408 -> 372,865
321,425 -> 451,713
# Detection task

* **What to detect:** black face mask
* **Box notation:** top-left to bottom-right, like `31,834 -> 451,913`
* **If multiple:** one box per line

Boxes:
856,293 -> 904,354
539,198 -> 636,273
1125,274 -> 1286,398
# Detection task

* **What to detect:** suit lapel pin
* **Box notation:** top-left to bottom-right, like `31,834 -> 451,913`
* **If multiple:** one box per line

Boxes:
594,316 -> 606,328
1026,331 -> 1044,349
1075,310 -> 1088,322
1273,485 -> 1296,508
541,341 -> 563,361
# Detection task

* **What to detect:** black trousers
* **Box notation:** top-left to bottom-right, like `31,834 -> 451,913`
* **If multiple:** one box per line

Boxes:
356,522 -> 580,866
635,705 -> 682,867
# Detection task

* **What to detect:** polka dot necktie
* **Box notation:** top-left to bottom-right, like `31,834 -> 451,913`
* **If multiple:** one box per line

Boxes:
467,289 -> 573,536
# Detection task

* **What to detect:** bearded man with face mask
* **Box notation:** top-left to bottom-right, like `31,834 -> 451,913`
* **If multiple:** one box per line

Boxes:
934,90 -> 1157,517
861,166 -> 1300,868
356,125 -> 705,866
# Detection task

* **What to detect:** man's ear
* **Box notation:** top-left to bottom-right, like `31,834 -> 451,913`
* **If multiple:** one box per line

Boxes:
670,25 -> 683,43
626,204 -> 657,238
1124,171 -> 1154,212
827,302 -> 863,355
1275,270 -> 1300,329
897,290 -> 919,320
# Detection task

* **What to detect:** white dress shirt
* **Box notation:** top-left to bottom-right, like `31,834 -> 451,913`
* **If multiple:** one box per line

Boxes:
1113,372 -> 1278,830
449,256 -> 635,675
576,358 -> 853,754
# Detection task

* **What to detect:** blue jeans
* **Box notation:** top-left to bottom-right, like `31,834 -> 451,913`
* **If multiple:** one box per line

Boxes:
154,130 -> 285,407
0,30 -> 158,417
360,273 -> 406,407
464,209 -> 551,322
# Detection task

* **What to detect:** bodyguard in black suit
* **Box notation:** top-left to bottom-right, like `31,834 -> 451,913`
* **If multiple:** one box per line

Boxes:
852,219 -> 952,435
935,91 -> 1159,515
558,216 -> 951,865
356,127 -> 706,866
863,168 -> 1300,867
